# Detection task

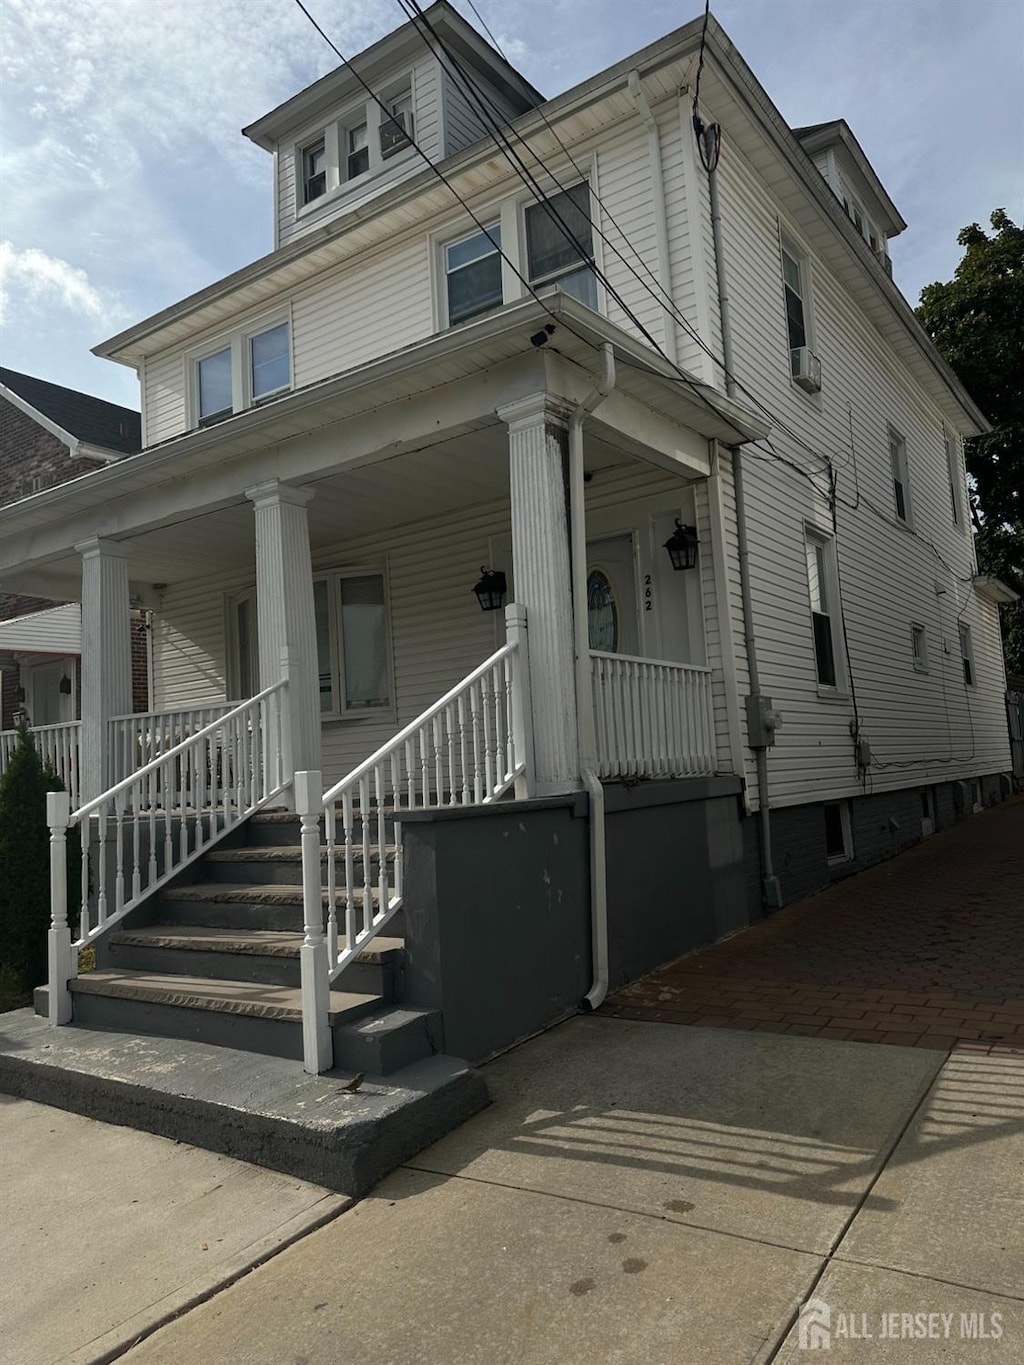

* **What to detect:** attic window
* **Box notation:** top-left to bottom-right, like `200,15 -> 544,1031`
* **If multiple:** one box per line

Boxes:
380,91 -> 413,159
302,138 -> 327,204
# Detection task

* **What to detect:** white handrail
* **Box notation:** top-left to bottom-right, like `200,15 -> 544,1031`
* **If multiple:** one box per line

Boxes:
297,603 -> 533,1074
45,680 -> 290,1026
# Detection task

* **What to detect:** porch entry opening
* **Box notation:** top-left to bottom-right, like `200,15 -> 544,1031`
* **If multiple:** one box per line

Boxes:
587,534 -> 639,655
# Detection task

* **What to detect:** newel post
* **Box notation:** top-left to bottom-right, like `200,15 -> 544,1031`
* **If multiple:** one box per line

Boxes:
295,770 -> 332,1074
505,602 -> 535,800
46,790 -> 73,1025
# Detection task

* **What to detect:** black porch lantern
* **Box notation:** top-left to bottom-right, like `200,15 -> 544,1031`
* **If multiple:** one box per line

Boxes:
663,520 -> 699,571
59,673 -> 73,695
472,567 -> 507,612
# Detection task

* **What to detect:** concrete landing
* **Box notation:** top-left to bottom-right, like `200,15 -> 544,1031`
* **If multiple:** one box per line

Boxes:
0,1008 -> 488,1197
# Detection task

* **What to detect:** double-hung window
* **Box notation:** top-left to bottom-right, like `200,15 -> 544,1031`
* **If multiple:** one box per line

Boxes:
959,622 -> 975,688
346,122 -> 369,180
945,430 -> 964,528
301,137 -> 327,204
911,623 -> 928,672
197,347 -> 233,426
313,570 -> 392,717
192,316 -> 291,427
806,530 -> 840,689
525,182 -> 598,309
380,90 -> 413,159
444,223 -> 503,326
889,425 -> 911,524
781,245 -> 808,371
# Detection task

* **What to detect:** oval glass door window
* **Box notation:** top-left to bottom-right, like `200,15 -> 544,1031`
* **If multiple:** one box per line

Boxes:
587,568 -> 619,651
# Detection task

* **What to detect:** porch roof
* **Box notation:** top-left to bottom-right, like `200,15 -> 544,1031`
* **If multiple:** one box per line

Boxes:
0,603 -> 82,655
0,296 -> 767,590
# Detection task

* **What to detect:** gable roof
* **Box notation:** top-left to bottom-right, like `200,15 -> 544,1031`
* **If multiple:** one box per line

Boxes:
793,119 -> 907,236
0,367 -> 141,456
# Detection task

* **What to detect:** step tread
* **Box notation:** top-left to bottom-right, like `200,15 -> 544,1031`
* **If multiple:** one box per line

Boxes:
205,845 -> 397,863
109,925 -> 404,962
71,969 -> 378,1024
161,883 -> 388,905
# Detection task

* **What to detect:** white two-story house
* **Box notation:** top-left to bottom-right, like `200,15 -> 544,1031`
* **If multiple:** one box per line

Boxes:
1,5 -> 1012,1077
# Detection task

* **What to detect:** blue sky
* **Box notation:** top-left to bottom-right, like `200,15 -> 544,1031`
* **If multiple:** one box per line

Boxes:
1,0 -> 1021,410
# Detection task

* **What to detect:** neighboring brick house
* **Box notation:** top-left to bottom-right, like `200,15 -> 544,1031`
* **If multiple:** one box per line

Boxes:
0,369 -> 146,731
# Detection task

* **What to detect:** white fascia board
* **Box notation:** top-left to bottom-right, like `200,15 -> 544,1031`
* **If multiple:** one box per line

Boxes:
974,575 -> 1020,606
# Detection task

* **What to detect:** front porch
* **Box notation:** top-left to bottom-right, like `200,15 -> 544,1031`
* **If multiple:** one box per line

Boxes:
0,297 -> 764,1081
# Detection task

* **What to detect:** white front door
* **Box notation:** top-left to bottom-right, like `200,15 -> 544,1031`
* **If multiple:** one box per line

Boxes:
28,658 -> 77,726
586,534 -> 639,655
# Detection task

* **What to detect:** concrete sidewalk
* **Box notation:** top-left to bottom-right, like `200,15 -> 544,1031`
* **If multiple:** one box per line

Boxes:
111,1016 -> 1023,1364
0,1096 -> 349,1365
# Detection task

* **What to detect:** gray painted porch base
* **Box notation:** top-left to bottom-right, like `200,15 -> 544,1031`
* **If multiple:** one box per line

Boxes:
0,1009 -> 488,1197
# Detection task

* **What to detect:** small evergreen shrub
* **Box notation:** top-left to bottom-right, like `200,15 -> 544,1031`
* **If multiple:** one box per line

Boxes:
0,724 -> 81,1000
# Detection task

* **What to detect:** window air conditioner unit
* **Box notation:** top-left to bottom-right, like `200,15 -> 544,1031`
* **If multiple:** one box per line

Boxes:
379,114 -> 412,158
791,346 -> 822,393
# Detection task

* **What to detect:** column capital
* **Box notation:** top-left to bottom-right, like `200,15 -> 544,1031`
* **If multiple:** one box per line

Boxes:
74,536 -> 131,561
245,479 -> 315,510
497,391 -> 574,434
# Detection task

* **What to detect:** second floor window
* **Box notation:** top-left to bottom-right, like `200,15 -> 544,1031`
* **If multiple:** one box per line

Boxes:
959,623 -> 975,687
945,430 -> 964,528
525,182 -> 597,309
250,322 -> 291,403
445,224 -> 503,326
889,426 -> 911,523
197,347 -> 233,426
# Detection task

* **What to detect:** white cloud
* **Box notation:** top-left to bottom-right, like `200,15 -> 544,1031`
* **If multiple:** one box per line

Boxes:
0,240 -> 121,326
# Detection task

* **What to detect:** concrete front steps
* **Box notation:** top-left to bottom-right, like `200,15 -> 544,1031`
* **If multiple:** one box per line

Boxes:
10,807 -> 488,1193
34,808 -> 434,1074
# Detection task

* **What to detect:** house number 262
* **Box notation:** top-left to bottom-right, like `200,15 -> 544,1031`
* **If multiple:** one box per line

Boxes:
644,574 -> 654,611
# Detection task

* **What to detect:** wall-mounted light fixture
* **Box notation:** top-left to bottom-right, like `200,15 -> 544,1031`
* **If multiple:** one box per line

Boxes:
663,520 -> 699,571
472,567 -> 507,612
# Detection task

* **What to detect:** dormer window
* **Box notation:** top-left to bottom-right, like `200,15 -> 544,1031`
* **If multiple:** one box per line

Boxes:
302,138 -> 327,204
346,122 -> 369,180
381,91 -> 414,159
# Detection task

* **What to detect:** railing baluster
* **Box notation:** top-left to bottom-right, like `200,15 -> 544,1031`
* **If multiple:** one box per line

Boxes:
342,791 -> 355,956
97,807 -> 108,928
114,792 -> 125,915
457,692 -> 470,804
445,704 -> 456,807
326,803 -> 338,967
432,715 -> 443,807
470,681 -> 483,803
376,763 -> 388,925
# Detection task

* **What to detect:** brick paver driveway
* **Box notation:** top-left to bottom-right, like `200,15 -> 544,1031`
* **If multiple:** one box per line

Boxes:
604,796 -> 1024,1052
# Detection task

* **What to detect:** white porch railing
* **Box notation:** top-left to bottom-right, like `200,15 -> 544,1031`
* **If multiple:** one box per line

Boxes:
590,651 -> 715,779
296,604 -> 533,1072
45,681 -> 289,1025
109,703 -> 240,786
0,720 -> 82,807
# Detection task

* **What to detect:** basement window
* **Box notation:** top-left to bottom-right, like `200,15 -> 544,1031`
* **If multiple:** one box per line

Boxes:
824,801 -> 853,864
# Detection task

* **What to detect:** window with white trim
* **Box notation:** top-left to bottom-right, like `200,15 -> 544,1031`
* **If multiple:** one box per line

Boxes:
525,182 -> 598,309
313,569 -> 392,717
824,801 -> 853,863
301,137 -> 327,204
380,90 -> 413,159
889,425 -> 911,524
345,120 -> 369,180
911,623 -> 928,672
190,316 -> 292,428
959,622 -> 975,688
805,529 -> 842,689
781,244 -> 809,373
945,430 -> 965,529
443,223 -> 503,326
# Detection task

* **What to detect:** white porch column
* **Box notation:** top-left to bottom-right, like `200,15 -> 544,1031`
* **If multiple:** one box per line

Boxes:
245,479 -> 321,783
498,393 -> 579,795
76,537 -> 132,802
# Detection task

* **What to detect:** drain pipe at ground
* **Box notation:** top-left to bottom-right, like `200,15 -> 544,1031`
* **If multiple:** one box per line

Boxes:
707,161 -> 781,907
569,342 -> 616,1011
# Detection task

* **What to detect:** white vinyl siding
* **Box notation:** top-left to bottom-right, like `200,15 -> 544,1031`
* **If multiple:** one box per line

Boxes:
440,66 -> 524,157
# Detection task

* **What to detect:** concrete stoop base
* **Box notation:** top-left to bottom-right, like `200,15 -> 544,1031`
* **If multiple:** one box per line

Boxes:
0,1009 -> 489,1197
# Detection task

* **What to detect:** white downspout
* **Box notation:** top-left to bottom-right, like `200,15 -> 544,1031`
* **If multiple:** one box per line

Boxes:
569,342 -> 616,1011
628,71 -> 678,367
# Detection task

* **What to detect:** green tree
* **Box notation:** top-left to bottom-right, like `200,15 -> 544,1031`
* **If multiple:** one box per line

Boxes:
917,209 -> 1023,675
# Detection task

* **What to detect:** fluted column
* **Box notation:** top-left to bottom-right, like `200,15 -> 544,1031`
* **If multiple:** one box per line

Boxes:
498,393 -> 579,794
76,537 -> 132,801
246,480 -> 321,784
